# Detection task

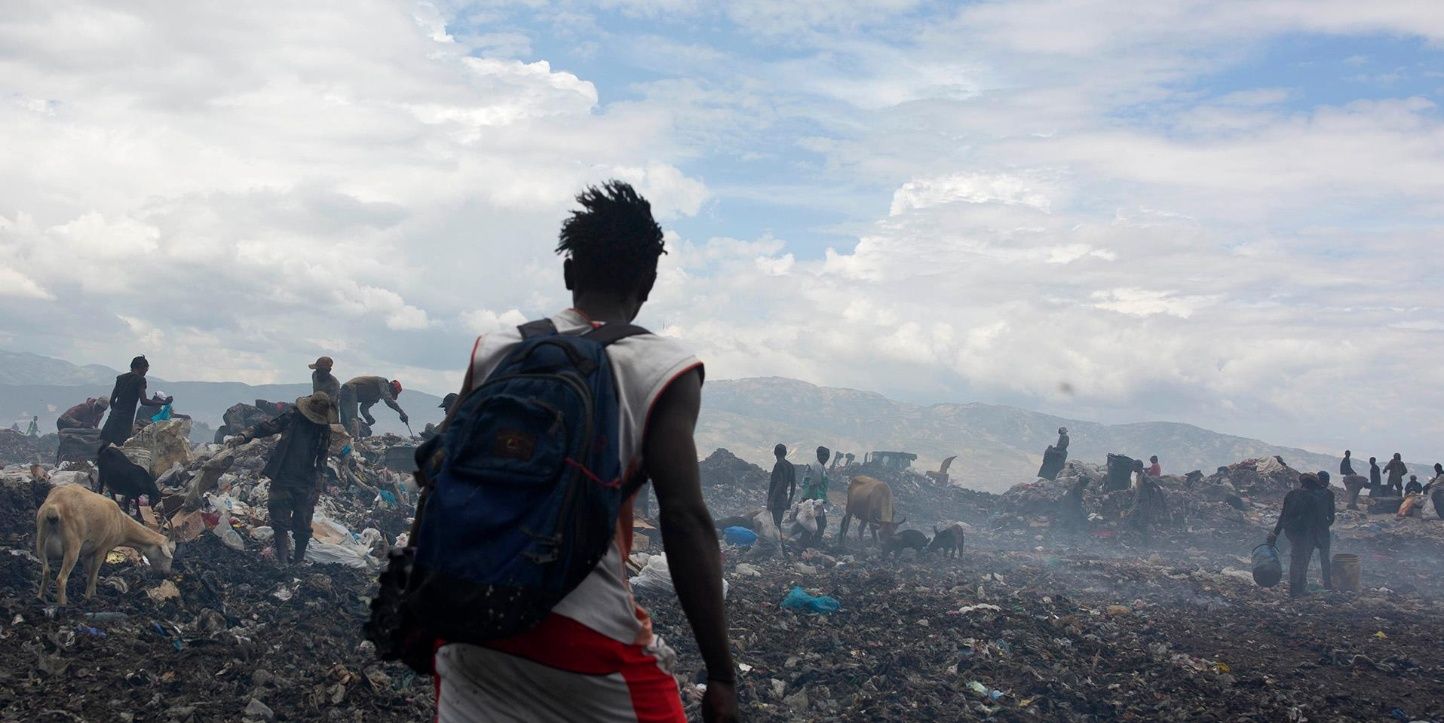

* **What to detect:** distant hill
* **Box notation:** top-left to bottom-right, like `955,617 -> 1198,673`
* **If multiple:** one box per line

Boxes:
696,377 -> 1339,492
0,350 -> 121,386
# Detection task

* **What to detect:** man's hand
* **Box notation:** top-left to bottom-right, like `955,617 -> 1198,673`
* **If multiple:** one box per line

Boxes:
702,680 -> 739,723
398,413 -> 409,425
225,435 -> 246,448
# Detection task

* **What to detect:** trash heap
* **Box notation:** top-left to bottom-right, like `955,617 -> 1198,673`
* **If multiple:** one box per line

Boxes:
0,422 -> 434,721
0,429 -> 45,466
994,457 -> 1308,547
641,545 -> 1444,722
700,448 -> 770,515
1206,456 -> 1301,498
6,436 -> 1444,722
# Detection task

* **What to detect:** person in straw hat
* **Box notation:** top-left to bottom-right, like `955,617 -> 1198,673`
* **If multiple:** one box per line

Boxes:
228,393 -> 337,564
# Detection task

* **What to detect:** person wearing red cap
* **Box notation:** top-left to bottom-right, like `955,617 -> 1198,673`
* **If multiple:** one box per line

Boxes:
339,375 -> 407,436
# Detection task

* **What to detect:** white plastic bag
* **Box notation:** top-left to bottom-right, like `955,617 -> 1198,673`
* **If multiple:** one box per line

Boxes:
630,554 -> 673,593
629,553 -> 728,598
210,509 -> 246,551
304,541 -> 376,569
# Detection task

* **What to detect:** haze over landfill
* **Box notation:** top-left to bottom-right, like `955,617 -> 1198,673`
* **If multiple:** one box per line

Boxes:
4,3 -> 1444,723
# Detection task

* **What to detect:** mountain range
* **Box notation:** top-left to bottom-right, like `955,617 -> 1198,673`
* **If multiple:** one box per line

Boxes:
1,352 -> 1339,490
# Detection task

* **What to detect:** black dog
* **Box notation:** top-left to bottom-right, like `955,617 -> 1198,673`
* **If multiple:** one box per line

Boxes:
96,443 -> 163,520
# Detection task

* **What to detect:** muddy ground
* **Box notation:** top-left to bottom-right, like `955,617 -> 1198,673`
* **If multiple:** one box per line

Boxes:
4,461 -> 1443,722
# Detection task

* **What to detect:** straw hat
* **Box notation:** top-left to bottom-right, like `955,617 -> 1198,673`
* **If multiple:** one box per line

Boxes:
295,393 -> 339,426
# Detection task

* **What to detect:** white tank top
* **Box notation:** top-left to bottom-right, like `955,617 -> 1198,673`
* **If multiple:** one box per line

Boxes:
466,308 -> 702,644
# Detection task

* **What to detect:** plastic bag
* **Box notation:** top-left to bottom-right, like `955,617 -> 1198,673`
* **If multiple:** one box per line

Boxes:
304,541 -> 376,569
781,585 -> 840,614
724,526 -> 758,547
630,554 -> 674,594
150,403 -> 173,423
1251,543 -> 1282,588
629,553 -> 728,598
210,510 -> 246,552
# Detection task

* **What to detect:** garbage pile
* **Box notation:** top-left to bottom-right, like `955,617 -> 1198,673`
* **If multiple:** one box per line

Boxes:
1206,455 -> 1301,497
0,505 -> 432,721
641,536 -> 1444,722
700,448 -> 771,516
0,420 -> 433,721
4,438 -> 1443,722
0,429 -> 45,466
994,458 -> 1309,548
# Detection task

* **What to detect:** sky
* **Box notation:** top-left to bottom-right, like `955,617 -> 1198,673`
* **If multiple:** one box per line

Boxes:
2,0 -> 1444,460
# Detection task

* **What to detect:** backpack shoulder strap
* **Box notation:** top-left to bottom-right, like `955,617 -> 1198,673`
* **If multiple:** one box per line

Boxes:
518,319 -> 559,339
582,323 -> 650,347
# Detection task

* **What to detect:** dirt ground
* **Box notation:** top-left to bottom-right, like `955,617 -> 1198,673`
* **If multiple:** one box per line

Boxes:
4,459 -> 1443,722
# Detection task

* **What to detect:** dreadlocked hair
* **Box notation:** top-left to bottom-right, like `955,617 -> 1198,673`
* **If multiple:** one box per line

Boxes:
556,180 -> 666,296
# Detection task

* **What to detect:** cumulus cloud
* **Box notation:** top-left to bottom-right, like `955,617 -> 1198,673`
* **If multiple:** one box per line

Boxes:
890,173 -> 1057,215
0,0 -> 706,385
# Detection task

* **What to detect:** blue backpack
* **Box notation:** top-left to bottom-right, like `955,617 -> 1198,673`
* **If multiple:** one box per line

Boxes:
399,319 -> 648,646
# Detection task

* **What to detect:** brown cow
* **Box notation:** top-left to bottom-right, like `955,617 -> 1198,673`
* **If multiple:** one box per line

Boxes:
836,475 -> 904,547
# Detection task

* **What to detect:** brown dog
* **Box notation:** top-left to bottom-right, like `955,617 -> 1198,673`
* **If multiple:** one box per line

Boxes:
35,485 -> 175,605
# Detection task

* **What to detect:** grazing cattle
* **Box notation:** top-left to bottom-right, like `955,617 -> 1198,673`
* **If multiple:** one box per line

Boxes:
95,443 -> 162,520
928,522 -> 965,559
36,484 -> 175,605
837,476 -> 904,547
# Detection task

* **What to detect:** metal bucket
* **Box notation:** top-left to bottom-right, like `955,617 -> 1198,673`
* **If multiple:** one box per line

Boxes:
1332,553 -> 1361,593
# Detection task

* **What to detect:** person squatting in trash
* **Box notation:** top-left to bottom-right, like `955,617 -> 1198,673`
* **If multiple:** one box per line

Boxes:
767,443 -> 796,531
1268,472 -> 1336,597
229,393 -> 335,565
57,398 -> 108,431
339,375 -> 408,437
100,355 -> 170,445
432,181 -> 738,723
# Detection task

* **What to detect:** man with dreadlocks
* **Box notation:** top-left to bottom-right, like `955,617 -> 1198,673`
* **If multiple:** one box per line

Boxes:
433,181 -> 738,722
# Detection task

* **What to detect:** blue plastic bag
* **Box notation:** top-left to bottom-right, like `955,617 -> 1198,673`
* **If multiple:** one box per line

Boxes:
150,403 -> 173,423
781,585 -> 840,614
723,526 -> 758,547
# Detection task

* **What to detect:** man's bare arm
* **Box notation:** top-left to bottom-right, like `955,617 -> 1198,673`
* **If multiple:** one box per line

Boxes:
645,369 -> 734,683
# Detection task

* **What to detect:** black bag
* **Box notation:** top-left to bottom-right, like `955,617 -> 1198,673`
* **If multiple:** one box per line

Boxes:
1105,454 -> 1135,492
1251,543 -> 1282,588
1037,446 -> 1067,481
